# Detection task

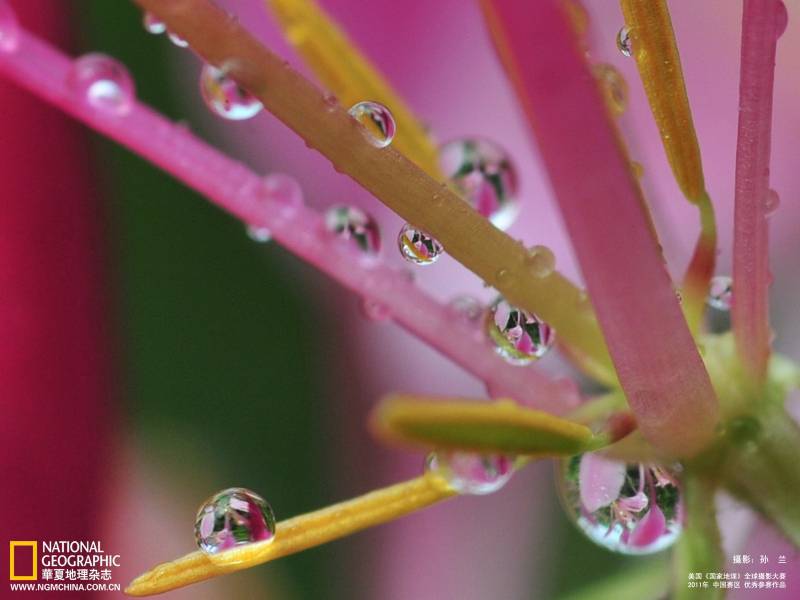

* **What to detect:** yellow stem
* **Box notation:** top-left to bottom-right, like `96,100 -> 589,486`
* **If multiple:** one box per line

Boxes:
133,0 -> 615,374
265,0 -> 442,177
126,474 -> 456,596
621,0 -> 717,333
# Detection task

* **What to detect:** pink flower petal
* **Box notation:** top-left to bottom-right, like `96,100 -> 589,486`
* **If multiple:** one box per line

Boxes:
579,453 -> 626,513
629,504 -> 667,548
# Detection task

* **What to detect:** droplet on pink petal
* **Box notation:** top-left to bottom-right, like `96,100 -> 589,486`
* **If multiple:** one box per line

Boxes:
775,1 -> 788,39
579,453 -> 626,512
629,504 -> 667,548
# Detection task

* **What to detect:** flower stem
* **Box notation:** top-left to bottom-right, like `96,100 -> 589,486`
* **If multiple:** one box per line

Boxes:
264,0 -> 442,177
126,474 -> 456,596
0,13 -> 578,413
131,0 -> 615,375
480,0 -> 718,457
619,0 -> 716,335
732,0 -> 784,385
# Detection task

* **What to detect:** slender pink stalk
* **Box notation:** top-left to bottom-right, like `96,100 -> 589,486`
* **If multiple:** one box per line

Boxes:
481,0 -> 718,456
0,12 -> 577,414
732,0 -> 784,385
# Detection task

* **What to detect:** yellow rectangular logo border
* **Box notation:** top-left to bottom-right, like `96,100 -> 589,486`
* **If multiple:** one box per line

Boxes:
9,541 -> 37,581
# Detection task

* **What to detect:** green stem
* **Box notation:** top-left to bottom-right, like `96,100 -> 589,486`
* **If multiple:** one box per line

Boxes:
721,408 -> 800,547
673,471 -> 724,600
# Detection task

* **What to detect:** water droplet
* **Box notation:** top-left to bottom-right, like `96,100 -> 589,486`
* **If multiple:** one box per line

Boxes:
439,138 -> 519,230
0,1 -> 20,52
68,54 -> 135,115
630,161 -> 644,180
168,30 -> 189,48
675,289 -> 683,304
200,64 -> 263,121
707,275 -> 733,311
143,12 -> 166,35
776,1 -> 788,39
246,225 -> 271,243
485,297 -> 555,365
617,26 -> 632,57
348,101 -> 396,148
764,189 -> 780,216
361,298 -> 391,321
426,452 -> 513,495
592,63 -> 628,116
325,205 -> 381,255
525,245 -> 555,278
398,224 -> 443,265
556,454 -> 683,555
447,295 -> 484,323
194,488 -> 276,554
263,173 -> 304,213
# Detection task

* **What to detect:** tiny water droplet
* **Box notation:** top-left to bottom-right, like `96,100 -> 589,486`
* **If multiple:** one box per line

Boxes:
168,30 -> 189,48
325,205 -> 381,255
525,245 -> 555,278
675,289 -> 683,304
348,101 -> 396,148
246,225 -> 271,243
68,54 -> 135,115
143,12 -> 166,35
439,138 -> 519,230
630,161 -> 644,180
776,1 -> 788,39
616,26 -> 632,57
426,452 -> 513,495
556,455 -> 683,555
447,295 -> 485,323
0,1 -> 20,52
707,275 -> 733,311
764,189 -> 780,216
593,63 -> 628,116
263,173 -> 304,213
361,298 -> 391,321
200,64 -> 263,121
398,224 -> 443,266
495,268 -> 510,282
195,488 -> 276,554
485,296 -> 555,365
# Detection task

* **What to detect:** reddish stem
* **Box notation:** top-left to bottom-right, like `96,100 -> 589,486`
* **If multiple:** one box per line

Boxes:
481,0 -> 718,456
732,0 -> 784,385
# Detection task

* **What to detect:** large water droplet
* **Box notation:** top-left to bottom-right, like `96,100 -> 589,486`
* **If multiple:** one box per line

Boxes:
348,101 -> 396,148
143,12 -> 166,35
246,225 -> 271,243
617,26 -> 632,57
0,1 -> 20,52
556,454 -> 683,555
194,488 -> 276,554
426,452 -> 514,495
764,189 -> 780,216
525,245 -> 555,278
200,64 -> 263,121
68,54 -> 135,115
168,31 -> 189,48
707,275 -> 733,311
439,138 -> 519,230
398,224 -> 443,266
485,297 -> 555,365
593,63 -> 628,116
325,205 -> 381,255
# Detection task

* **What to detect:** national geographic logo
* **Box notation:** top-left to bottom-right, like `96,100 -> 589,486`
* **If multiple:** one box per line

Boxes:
8,542 -> 37,581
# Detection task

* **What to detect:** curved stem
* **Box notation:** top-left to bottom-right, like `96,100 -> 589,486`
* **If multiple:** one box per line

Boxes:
0,17 -> 578,413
